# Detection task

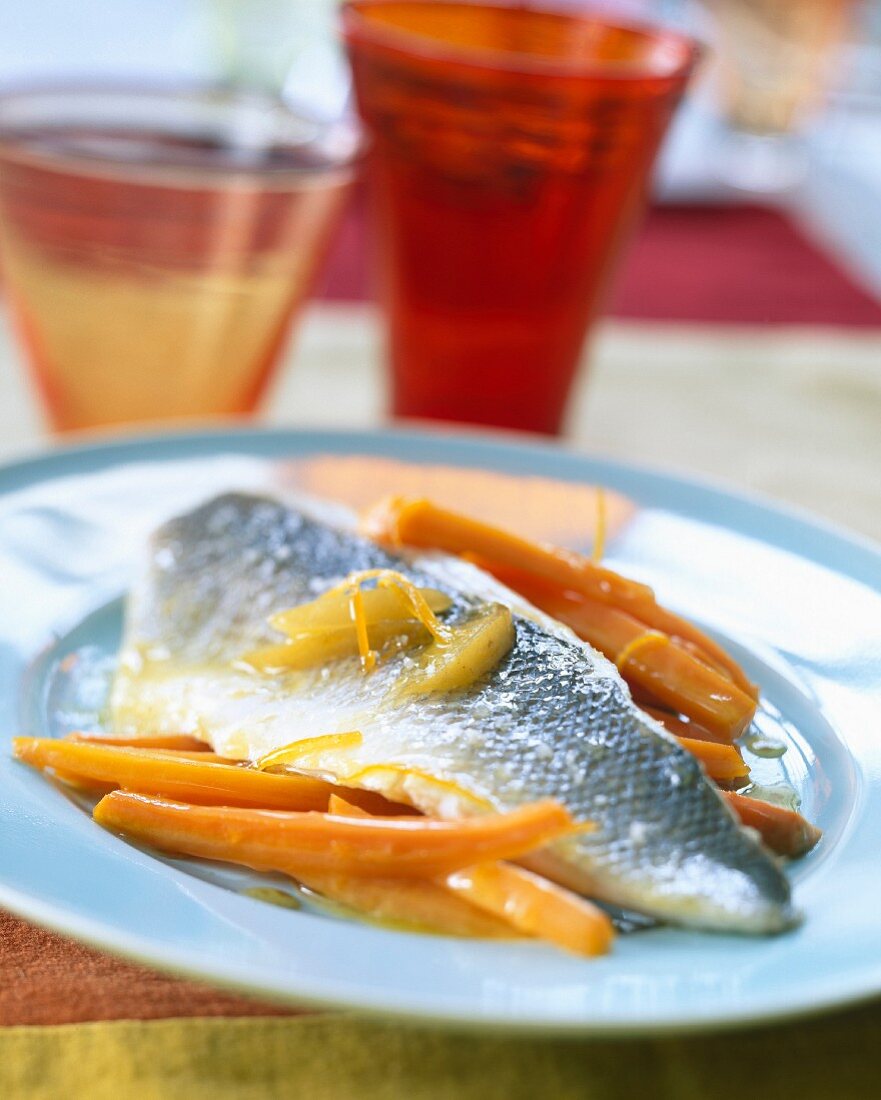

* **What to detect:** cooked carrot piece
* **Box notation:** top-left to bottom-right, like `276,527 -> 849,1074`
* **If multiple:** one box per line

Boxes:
724,791 -> 822,858
92,792 -> 576,879
327,792 -> 610,955
297,870 -> 516,938
51,769 -> 117,796
305,793 -> 513,935
673,736 -> 749,785
446,862 -> 614,957
13,738 -> 331,811
327,793 -> 371,816
639,707 -> 733,746
476,569 -> 755,741
67,733 -> 211,752
323,786 -> 418,817
362,497 -> 757,699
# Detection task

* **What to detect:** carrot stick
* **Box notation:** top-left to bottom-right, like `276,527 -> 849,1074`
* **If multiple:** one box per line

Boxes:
327,793 -> 371,817
446,863 -> 614,957
724,792 -> 822,858
326,793 -> 611,956
673,737 -> 749,785
308,793 -> 514,935
13,738 -> 332,811
479,569 -> 755,740
67,733 -> 211,752
51,769 -> 117,796
298,871 -> 516,939
639,707 -> 734,746
363,497 -> 757,698
92,792 -> 576,879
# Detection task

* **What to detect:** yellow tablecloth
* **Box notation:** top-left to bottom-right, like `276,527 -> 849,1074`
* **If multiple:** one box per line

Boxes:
3,1003 -> 881,1100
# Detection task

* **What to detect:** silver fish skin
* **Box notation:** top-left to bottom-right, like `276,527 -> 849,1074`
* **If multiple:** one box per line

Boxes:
110,492 -> 796,934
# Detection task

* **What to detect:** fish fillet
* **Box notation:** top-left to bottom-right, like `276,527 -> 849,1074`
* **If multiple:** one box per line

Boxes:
110,492 -> 795,933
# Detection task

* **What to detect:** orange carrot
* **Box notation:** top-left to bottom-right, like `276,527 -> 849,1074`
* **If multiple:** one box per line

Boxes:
446,863 -> 613,957
479,567 -> 755,740
327,793 -> 371,816
306,793 -> 513,935
724,791 -> 822,858
639,707 -> 733,746
51,769 -> 117,797
326,792 -> 611,956
13,738 -> 332,811
67,733 -> 211,752
362,497 -> 757,698
673,736 -> 749,785
301,870 -> 516,938
92,791 -> 576,879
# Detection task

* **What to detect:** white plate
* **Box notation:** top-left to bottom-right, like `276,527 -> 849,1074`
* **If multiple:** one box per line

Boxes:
1,426 -> 879,1034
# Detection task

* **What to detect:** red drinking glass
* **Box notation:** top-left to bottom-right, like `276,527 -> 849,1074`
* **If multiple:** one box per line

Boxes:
342,1 -> 699,434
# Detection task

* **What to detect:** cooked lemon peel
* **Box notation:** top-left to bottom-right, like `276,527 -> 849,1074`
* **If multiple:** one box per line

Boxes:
245,571 -> 452,675
349,584 -> 375,673
256,731 -> 364,772
400,603 -> 514,696
335,569 -> 452,673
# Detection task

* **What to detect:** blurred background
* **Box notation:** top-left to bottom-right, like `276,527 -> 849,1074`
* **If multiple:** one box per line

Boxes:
0,0 -> 879,527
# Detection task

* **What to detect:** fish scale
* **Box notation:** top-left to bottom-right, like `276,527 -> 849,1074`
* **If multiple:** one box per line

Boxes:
111,492 -> 795,933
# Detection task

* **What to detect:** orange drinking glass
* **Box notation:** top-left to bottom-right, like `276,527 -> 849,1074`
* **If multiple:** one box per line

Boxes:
0,87 -> 358,432
342,2 -> 699,434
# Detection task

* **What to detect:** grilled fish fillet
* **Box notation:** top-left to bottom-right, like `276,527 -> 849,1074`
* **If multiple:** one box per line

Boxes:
110,492 -> 795,933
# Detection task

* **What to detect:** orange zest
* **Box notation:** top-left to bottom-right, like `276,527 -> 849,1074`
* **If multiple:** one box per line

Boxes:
256,732 -> 364,772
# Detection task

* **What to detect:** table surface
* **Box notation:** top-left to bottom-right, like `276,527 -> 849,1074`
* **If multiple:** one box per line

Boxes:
3,306 -> 881,543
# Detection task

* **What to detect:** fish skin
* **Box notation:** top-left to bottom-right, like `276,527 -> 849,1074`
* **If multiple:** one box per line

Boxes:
111,492 -> 796,934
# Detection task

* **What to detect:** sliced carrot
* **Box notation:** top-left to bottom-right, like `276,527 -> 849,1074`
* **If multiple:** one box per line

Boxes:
327,792 -> 371,816
51,769 -> 117,796
446,863 -> 614,957
479,568 -> 755,741
362,497 -> 757,699
673,736 -> 749,785
324,786 -> 419,817
639,707 -> 733,746
299,871 -> 516,938
13,738 -> 332,811
724,791 -> 822,858
67,733 -> 211,752
303,793 -> 513,935
92,791 -> 576,879
323,792 -> 610,956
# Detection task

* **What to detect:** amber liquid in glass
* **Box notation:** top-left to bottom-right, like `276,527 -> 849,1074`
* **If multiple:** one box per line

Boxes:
0,115 -> 351,431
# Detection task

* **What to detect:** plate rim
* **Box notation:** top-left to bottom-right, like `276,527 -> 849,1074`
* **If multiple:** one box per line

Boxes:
1,422 -> 880,1035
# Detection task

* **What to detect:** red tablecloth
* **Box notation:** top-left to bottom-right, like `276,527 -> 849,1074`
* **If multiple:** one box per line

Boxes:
316,195 -> 881,327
